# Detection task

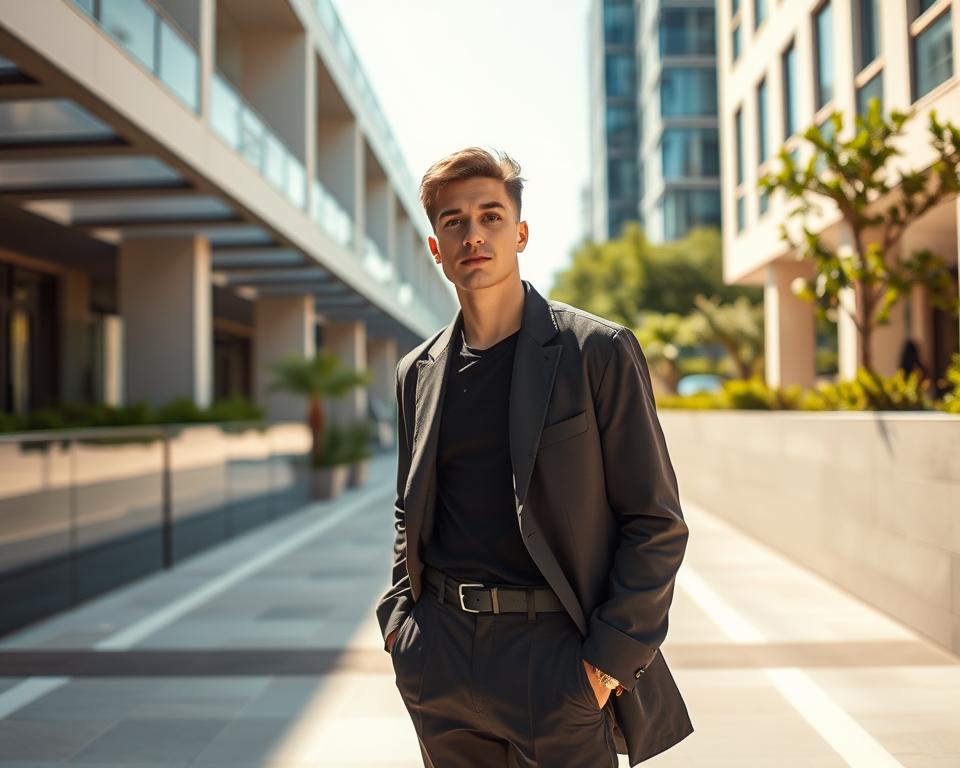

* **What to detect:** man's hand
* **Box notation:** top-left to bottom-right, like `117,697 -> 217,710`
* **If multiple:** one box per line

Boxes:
386,627 -> 398,653
582,659 -> 611,709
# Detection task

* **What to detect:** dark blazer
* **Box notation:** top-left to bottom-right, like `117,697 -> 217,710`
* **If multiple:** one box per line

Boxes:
376,279 -> 693,764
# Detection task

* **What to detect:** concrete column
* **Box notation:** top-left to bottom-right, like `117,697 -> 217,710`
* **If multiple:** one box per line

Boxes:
60,269 -> 92,403
837,285 -> 859,380
324,320 -> 367,427
253,295 -> 316,421
118,236 -> 212,408
198,0 -> 215,121
764,259 -> 816,388
366,336 -> 398,410
317,117 -> 362,249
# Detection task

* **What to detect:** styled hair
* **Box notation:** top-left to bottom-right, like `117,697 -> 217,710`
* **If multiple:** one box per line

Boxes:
419,147 -> 524,229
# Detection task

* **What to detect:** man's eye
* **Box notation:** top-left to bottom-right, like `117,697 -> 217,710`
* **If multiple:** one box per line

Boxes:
484,213 -> 501,222
445,218 -> 460,228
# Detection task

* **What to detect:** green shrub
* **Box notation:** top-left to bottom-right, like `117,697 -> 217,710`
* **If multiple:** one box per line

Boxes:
938,353 -> 960,414
804,368 -> 930,411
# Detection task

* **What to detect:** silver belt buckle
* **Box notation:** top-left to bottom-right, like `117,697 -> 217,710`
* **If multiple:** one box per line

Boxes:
458,582 -> 485,613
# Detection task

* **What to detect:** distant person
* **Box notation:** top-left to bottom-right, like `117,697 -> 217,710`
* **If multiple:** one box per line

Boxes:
375,147 -> 692,766
898,338 -> 929,386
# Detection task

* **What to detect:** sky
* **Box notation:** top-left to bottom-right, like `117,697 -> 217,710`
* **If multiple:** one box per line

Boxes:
330,0 -> 592,298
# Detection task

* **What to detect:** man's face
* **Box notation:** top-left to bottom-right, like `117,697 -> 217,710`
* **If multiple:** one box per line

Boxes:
428,176 -> 528,292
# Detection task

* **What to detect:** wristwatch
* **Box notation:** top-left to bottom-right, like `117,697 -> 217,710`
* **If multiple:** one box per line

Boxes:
591,663 -> 625,696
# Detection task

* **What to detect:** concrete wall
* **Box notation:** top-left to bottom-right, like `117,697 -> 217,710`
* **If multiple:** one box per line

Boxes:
659,410 -> 960,654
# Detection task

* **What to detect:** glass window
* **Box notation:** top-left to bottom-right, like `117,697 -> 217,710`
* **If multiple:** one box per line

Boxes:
755,0 -> 767,29
732,24 -> 742,61
759,188 -> 770,215
735,106 -> 745,186
662,189 -> 722,240
661,68 -> 717,116
732,0 -> 741,14
736,195 -> 746,231
604,4 -> 635,46
782,41 -> 798,139
856,71 -> 884,116
607,158 -> 638,201
814,2 -> 834,109
913,10 -> 954,100
660,8 -> 716,56
814,116 -> 836,174
608,208 -> 638,239
756,77 -> 768,164
605,54 -> 636,98
916,0 -> 940,18
661,128 -> 720,179
606,104 -> 638,149
73,0 -> 95,16
856,0 -> 881,70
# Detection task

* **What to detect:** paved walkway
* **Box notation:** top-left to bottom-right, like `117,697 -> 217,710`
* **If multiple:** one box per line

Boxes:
0,450 -> 957,766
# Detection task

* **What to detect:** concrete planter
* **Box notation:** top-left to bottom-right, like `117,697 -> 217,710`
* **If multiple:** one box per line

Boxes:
310,464 -> 350,500
347,457 -> 370,488
659,410 -> 960,654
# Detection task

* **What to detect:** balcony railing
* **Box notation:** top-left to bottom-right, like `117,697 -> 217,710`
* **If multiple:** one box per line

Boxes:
71,0 -> 199,112
310,180 -> 354,250
362,235 -> 394,286
211,73 -> 307,210
310,0 -> 417,196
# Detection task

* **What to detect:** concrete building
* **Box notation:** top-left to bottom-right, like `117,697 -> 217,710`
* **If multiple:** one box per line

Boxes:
0,0 -> 456,424
718,0 -> 960,387
588,0 -> 721,243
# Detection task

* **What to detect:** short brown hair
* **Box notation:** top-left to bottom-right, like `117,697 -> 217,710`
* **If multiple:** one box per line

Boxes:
419,147 -> 525,229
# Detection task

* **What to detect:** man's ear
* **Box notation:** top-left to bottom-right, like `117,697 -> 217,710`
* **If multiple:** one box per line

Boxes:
428,235 -> 440,260
516,221 -> 529,253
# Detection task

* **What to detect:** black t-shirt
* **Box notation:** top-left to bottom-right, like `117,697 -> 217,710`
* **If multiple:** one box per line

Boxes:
421,326 -> 549,587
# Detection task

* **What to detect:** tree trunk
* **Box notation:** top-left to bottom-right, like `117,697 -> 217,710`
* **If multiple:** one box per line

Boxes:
308,396 -> 325,464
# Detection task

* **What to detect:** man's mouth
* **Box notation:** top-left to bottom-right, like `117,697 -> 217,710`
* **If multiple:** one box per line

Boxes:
462,255 -> 491,265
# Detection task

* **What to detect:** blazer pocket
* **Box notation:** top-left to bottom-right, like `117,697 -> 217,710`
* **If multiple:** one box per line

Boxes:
539,410 -> 588,448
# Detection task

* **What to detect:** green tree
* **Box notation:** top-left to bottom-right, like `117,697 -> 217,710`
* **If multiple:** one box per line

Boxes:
633,312 -> 702,393
758,100 -> 960,374
267,351 -> 371,466
551,224 -> 760,323
688,295 -> 765,380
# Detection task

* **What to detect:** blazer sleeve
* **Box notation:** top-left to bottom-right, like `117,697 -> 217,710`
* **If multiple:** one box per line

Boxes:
374,359 -> 416,652
579,326 -> 689,692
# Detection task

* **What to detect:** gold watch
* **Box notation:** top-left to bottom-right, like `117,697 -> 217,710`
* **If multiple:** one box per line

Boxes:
591,663 -> 624,695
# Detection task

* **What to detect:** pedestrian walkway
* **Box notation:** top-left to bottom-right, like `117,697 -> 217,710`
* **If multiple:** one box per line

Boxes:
0,449 -> 957,766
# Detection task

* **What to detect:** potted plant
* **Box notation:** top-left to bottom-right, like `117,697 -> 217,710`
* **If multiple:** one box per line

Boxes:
267,350 -> 371,500
311,424 -> 351,499
344,419 -> 374,488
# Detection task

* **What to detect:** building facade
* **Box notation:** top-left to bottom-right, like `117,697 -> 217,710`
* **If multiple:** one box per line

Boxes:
0,0 -> 456,423
589,0 -> 721,243
719,0 -> 960,387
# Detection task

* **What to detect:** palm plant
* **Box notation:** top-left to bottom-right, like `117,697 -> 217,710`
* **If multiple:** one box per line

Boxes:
267,350 -> 372,467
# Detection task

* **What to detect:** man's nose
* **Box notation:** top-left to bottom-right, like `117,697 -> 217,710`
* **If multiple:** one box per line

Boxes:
463,220 -> 484,246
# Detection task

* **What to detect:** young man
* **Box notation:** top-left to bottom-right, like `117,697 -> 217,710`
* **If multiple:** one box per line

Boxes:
375,147 -> 692,766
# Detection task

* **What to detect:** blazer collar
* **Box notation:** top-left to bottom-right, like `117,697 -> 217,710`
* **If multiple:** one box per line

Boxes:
425,278 -> 559,361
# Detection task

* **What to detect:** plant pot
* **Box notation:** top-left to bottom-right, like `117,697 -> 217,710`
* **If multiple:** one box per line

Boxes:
348,457 -> 370,488
310,464 -> 350,500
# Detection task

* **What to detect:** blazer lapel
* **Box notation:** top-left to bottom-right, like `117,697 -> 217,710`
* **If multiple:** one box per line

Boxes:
403,310 -> 461,554
509,281 -> 563,510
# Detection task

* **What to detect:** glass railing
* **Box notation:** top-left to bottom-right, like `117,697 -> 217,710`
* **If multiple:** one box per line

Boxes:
310,180 -> 354,249
310,0 -> 418,195
397,281 -> 413,307
211,73 -> 307,211
72,0 -> 199,112
362,236 -> 394,285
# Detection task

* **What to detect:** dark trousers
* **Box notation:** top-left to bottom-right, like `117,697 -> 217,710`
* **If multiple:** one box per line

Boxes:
390,569 -> 621,767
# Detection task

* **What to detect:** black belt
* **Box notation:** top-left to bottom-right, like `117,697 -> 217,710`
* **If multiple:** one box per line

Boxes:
423,564 -> 565,618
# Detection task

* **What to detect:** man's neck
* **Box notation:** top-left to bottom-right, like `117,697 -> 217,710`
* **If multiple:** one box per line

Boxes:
456,276 -> 525,350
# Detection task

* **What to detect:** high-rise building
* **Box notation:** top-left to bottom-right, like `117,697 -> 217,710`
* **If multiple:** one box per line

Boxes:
718,0 -> 960,387
589,0 -> 639,241
588,0 -> 721,243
